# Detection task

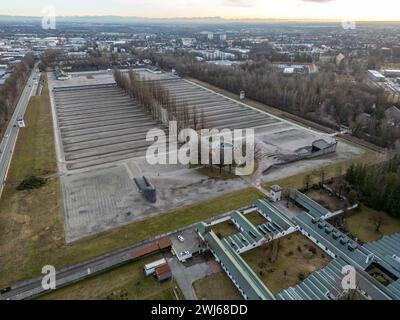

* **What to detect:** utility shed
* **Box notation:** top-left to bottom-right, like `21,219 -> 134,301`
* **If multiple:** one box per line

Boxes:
155,264 -> 173,282
311,138 -> 337,155
131,238 -> 172,259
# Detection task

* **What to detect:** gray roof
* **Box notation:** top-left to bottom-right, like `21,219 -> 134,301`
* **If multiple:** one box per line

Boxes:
254,199 -> 294,230
231,211 -> 263,242
294,212 -> 369,268
224,211 -> 263,251
294,213 -> 399,300
291,190 -> 331,218
198,224 -> 275,300
363,233 -> 400,300
276,257 -> 395,300
364,233 -> 400,261
386,106 -> 400,121
276,258 -> 348,300
312,139 -> 331,150
197,199 -> 400,300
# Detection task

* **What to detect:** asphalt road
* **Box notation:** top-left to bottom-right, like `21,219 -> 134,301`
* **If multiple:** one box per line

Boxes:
0,230 -> 182,300
0,65 -> 39,198
0,209 -> 234,300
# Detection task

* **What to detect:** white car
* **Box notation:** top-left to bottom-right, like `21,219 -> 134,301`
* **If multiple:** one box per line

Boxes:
180,251 -> 190,257
178,235 -> 185,243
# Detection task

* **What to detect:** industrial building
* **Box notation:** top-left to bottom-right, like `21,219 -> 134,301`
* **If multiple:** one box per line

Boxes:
131,238 -> 172,259
384,69 -> 400,78
155,264 -> 173,282
144,258 -> 167,276
197,193 -> 400,300
385,106 -> 400,126
54,68 -> 71,81
272,62 -> 317,75
368,70 -> 386,82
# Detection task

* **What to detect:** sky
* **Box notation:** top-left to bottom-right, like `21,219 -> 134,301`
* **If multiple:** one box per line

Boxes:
1,0 -> 400,21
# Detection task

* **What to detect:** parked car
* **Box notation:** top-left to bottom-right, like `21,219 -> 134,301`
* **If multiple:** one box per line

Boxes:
178,235 -> 185,243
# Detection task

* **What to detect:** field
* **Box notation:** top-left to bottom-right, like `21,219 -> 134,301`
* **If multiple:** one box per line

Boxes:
241,232 -> 331,294
39,254 -> 183,300
0,179 -> 264,287
193,271 -> 242,300
212,220 -> 239,239
340,206 -> 400,243
306,188 -> 348,212
245,212 -> 268,226
0,80 -> 65,288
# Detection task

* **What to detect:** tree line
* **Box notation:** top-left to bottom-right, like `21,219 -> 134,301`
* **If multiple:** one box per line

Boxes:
138,50 -> 398,148
113,69 -> 253,173
345,156 -> 400,218
0,53 -> 35,136
113,69 -> 206,131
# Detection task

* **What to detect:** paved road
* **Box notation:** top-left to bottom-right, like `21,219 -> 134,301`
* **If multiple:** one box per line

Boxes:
0,65 -> 39,198
168,257 -> 213,300
0,206 -> 237,300
0,233 -> 173,300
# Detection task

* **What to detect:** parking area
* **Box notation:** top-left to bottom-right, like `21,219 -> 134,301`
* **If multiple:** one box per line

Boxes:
171,228 -> 201,261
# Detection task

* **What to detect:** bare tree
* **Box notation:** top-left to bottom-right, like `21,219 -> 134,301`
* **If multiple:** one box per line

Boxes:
370,211 -> 386,233
303,174 -> 311,191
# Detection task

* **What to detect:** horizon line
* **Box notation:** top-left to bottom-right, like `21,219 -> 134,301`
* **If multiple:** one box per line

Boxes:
1,14 -> 400,23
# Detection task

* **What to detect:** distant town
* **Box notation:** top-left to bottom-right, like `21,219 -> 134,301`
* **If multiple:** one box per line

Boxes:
0,13 -> 400,306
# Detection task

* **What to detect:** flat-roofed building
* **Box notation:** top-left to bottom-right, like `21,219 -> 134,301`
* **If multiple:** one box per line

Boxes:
368,70 -> 386,82
144,258 -> 167,276
155,264 -> 172,282
384,69 -> 400,78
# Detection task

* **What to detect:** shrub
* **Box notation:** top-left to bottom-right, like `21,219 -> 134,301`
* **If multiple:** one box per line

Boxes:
16,176 -> 47,191
309,247 -> 317,255
298,273 -> 306,281
285,251 -> 294,257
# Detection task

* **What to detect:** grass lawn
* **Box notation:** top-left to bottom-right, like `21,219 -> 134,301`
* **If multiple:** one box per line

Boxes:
245,212 -> 268,226
341,205 -> 400,243
193,271 -> 242,300
0,169 -> 264,288
241,232 -> 331,294
306,188 -> 348,212
212,220 -> 240,239
39,253 -> 183,300
0,84 -> 64,288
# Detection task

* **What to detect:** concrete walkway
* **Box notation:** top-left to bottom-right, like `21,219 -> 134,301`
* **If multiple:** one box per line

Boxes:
168,257 -> 213,300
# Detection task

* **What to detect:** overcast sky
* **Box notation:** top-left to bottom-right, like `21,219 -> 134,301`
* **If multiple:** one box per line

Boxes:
1,0 -> 399,20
